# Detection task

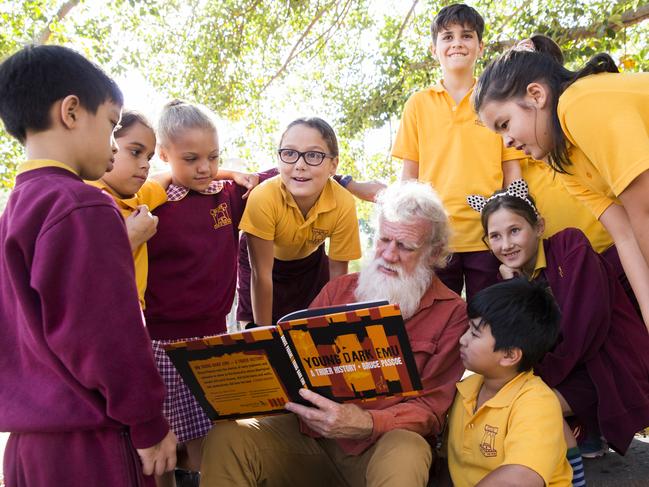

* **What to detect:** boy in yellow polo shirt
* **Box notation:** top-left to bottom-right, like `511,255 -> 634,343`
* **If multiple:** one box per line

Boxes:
446,279 -> 573,487
392,3 -> 525,300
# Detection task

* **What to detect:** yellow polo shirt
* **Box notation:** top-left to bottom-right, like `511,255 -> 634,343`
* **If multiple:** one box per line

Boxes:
239,176 -> 361,262
392,82 -> 525,252
557,72 -> 649,218
447,371 -> 572,487
530,239 -> 547,280
523,158 -> 613,253
86,179 -> 167,308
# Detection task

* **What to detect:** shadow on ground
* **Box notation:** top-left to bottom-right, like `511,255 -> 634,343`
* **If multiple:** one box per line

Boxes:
584,436 -> 649,486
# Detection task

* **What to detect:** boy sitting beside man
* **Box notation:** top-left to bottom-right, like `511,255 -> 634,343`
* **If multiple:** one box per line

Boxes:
446,279 -> 573,487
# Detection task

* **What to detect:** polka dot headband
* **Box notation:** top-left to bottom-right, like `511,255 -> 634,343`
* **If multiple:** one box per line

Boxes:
466,179 -> 540,218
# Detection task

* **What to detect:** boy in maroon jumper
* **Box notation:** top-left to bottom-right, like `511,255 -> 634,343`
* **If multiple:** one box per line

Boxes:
0,45 -> 176,486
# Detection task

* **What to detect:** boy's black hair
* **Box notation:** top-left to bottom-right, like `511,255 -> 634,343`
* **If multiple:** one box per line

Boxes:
468,279 -> 560,372
0,45 -> 123,144
431,4 -> 485,42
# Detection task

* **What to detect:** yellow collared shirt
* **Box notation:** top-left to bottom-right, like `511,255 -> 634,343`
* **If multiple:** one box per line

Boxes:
447,370 -> 572,487
530,241 -> 548,280
522,158 -> 613,253
557,72 -> 649,218
239,176 -> 361,262
86,179 -> 168,308
392,82 -> 526,252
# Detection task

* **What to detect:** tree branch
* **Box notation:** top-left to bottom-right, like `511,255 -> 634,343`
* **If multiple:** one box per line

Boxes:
489,3 -> 649,51
394,0 -> 419,44
36,0 -> 81,45
261,2 -> 335,92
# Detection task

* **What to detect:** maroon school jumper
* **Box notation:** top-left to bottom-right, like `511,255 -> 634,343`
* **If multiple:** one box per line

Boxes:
145,170 -> 277,339
533,228 -> 649,454
0,166 -> 168,486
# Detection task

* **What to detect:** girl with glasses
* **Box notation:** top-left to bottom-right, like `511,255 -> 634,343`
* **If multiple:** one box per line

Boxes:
237,117 -> 362,326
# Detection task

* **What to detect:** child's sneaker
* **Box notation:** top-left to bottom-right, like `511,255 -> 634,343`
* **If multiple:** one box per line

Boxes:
579,435 -> 608,459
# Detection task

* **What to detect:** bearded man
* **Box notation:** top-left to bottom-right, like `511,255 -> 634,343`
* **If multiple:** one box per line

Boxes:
201,181 -> 468,487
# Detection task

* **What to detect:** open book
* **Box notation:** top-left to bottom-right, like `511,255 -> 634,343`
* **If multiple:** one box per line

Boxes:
164,301 -> 423,421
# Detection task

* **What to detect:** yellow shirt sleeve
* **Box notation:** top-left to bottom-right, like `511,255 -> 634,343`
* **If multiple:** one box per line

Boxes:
137,180 -> 168,210
501,142 -> 526,163
560,74 -> 649,197
557,172 -> 613,219
391,93 -> 420,162
500,383 -> 570,485
239,179 -> 279,241
327,186 -> 361,261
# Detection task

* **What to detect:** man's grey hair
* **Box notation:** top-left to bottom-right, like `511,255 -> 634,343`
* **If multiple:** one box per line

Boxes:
374,180 -> 451,268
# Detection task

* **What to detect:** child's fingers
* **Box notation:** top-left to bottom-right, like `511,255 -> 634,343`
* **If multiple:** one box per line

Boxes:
153,457 -> 167,477
165,450 -> 177,472
139,454 -> 154,476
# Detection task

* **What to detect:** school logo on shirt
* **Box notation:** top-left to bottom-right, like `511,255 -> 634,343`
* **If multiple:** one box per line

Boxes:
479,424 -> 499,457
210,203 -> 232,229
309,227 -> 329,246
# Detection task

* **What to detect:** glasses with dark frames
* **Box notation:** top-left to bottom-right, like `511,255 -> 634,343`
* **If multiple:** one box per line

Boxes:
277,149 -> 335,167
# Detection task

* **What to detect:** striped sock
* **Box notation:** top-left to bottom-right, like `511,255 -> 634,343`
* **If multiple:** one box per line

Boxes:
567,446 -> 586,486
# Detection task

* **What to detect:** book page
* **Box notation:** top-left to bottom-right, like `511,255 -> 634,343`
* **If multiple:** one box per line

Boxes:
189,351 -> 289,416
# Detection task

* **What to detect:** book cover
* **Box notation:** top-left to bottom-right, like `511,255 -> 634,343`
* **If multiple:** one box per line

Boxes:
164,301 -> 423,421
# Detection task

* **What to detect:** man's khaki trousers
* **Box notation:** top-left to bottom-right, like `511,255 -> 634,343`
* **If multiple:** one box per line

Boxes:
201,413 -> 432,487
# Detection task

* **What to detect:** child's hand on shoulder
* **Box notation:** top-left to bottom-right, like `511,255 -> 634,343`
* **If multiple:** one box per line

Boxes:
499,264 -> 520,280
231,171 -> 260,199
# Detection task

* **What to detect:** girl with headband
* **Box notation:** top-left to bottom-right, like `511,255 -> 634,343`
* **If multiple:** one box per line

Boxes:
468,180 -> 649,462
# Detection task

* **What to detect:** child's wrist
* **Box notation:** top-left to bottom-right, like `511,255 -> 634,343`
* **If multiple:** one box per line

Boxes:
338,175 -> 353,188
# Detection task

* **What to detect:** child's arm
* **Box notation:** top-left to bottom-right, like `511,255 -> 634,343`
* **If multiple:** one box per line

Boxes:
475,465 -> 543,487
247,233 -> 275,326
346,179 -> 386,202
125,205 -> 158,251
502,159 -> 523,187
328,259 -> 349,281
599,202 -> 649,329
401,159 -> 419,180
216,168 -> 259,199
136,429 -> 178,476
149,171 -> 173,189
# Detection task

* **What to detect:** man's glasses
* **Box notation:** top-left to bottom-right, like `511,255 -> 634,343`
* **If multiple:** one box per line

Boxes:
277,149 -> 335,167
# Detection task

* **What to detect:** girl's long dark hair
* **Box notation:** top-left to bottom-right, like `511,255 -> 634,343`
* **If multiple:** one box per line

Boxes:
474,36 -> 618,173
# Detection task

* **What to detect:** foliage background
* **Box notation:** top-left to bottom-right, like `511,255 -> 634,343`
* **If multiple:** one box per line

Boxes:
0,0 -> 647,217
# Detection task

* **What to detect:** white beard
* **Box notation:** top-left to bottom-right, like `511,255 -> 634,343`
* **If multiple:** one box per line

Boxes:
354,257 -> 434,320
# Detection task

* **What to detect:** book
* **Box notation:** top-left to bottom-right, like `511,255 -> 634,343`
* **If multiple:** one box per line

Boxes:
163,301 -> 423,421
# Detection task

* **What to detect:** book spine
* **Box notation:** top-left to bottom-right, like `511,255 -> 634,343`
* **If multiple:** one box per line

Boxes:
280,332 -> 307,388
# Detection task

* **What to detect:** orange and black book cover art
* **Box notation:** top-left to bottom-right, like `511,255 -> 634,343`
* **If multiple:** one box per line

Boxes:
278,302 -> 422,403
164,301 -> 422,421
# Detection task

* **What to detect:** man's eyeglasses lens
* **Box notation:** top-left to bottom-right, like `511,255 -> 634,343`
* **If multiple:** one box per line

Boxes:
278,149 -> 328,166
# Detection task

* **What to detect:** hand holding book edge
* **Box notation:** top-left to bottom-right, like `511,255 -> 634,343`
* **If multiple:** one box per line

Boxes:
284,388 -> 374,439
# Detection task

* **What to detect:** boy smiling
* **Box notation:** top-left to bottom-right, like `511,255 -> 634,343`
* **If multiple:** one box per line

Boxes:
392,3 -> 525,300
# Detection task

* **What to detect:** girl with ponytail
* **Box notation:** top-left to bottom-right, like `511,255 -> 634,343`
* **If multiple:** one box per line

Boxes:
474,37 -> 649,328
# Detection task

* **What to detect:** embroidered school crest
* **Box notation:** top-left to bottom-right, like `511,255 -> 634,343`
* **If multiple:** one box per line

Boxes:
210,203 -> 232,229
309,228 -> 329,246
479,424 -> 499,457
